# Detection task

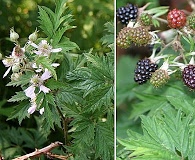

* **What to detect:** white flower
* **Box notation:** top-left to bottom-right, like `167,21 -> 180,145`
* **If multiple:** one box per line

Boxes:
24,69 -> 51,99
41,69 -> 51,80
2,57 -> 15,78
11,45 -> 25,59
2,45 -> 25,78
28,98 -> 37,114
24,85 -> 36,99
29,40 -> 62,57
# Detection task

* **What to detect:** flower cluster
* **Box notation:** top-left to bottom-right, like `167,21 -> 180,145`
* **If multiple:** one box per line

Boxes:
2,28 -> 62,114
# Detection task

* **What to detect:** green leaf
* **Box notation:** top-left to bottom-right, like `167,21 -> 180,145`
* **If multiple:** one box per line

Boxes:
7,101 -> 30,124
166,95 -> 194,114
45,93 -> 55,106
6,72 -> 34,87
118,109 -> 195,160
95,122 -> 114,160
38,6 -> 54,37
57,37 -> 79,52
8,91 -> 28,102
46,78 -> 67,90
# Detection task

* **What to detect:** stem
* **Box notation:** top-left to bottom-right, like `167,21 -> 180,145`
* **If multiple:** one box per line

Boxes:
13,141 -> 63,160
55,104 -> 68,145
154,17 -> 168,24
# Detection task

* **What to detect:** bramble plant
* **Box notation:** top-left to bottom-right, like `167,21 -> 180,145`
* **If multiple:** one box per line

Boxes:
1,0 -> 114,159
117,1 -> 195,160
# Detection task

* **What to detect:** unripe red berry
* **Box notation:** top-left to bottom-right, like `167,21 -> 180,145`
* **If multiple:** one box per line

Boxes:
167,9 -> 186,29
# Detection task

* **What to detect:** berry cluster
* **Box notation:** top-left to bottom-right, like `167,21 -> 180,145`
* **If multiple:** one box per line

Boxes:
117,26 -> 152,48
167,8 -> 186,29
140,13 -> 152,26
188,14 -> 195,30
134,59 -> 158,84
128,26 -> 152,46
117,4 -> 138,25
116,27 -> 131,49
150,69 -> 169,87
182,65 -> 195,89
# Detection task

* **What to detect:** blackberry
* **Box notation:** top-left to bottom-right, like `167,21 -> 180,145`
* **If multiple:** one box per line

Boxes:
116,27 -> 131,49
188,14 -> 195,30
134,58 -> 158,84
182,65 -> 195,89
150,69 -> 169,87
128,26 -> 152,46
167,9 -> 186,29
117,4 -> 138,25
140,13 -> 152,26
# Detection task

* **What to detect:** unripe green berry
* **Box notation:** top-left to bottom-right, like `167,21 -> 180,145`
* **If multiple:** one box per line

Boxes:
188,14 -> 195,30
140,13 -> 152,26
12,64 -> 20,73
150,69 -> 169,87
11,73 -> 21,81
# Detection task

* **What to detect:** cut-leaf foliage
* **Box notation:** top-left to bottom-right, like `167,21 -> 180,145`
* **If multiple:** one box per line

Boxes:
118,108 -> 195,160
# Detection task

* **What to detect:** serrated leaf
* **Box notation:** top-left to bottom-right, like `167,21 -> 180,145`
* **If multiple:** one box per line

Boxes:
41,99 -> 54,130
46,78 -> 67,90
118,109 -> 195,159
166,95 -> 194,114
38,6 -> 54,37
57,37 -> 79,52
6,72 -> 34,87
95,122 -> 114,160
56,87 -> 83,105
7,101 -> 30,124
45,93 -> 55,106
8,91 -> 28,102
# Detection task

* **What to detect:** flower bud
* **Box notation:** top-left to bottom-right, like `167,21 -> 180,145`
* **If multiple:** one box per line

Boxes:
0,53 -> 2,60
12,64 -> 20,73
28,30 -> 38,42
10,28 -> 19,42
11,72 -> 21,81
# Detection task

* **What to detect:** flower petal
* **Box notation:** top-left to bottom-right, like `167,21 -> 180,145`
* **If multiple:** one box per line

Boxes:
41,70 -> 51,80
40,85 -> 50,93
3,67 -> 11,78
24,85 -> 36,99
34,51 -> 42,55
28,41 -> 38,48
51,48 -> 62,53
28,103 -> 37,114
39,107 -> 44,115
51,63 -> 60,67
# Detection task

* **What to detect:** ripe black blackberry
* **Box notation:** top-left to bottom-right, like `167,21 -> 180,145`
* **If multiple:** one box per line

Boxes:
134,58 -> 158,84
117,4 -> 138,25
182,65 -> 195,89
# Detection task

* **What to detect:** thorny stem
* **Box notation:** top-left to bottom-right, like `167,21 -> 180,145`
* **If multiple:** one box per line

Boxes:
13,141 -> 63,160
55,104 -> 68,145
